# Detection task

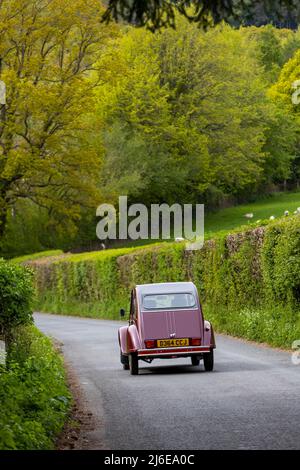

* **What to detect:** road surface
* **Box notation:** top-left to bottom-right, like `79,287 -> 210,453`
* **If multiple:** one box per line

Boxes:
34,313 -> 300,450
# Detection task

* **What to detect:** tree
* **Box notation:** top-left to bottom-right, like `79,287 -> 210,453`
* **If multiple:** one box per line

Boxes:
103,1 -> 300,31
238,26 -> 300,84
262,105 -> 297,186
256,25 -> 283,81
0,0 -> 117,237
95,28 -> 202,206
155,22 -> 271,200
96,20 -> 288,208
269,49 -> 300,186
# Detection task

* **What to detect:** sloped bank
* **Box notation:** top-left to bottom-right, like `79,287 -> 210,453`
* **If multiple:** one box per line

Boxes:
31,218 -> 300,349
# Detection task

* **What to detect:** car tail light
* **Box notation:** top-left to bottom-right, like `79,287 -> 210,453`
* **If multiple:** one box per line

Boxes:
145,340 -> 156,349
190,338 -> 201,346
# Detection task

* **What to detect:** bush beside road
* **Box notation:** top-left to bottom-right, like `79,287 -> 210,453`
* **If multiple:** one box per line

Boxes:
0,261 -> 71,450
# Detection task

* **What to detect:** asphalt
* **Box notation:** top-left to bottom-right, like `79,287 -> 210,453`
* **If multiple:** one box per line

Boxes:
34,313 -> 300,450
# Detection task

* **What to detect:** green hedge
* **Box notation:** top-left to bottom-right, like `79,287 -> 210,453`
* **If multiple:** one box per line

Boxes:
0,325 -> 71,450
32,217 -> 300,348
11,250 -> 63,264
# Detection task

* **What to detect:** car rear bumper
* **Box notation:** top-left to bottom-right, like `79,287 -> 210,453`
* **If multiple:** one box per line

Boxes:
138,346 -> 211,358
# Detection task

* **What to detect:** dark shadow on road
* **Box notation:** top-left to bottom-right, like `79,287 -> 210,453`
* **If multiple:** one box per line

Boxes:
136,361 -> 274,375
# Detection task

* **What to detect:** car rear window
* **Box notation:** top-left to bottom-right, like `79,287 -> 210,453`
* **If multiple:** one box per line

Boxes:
142,293 -> 196,310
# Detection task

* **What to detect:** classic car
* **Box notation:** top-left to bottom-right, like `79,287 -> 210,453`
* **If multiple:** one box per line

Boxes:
118,282 -> 216,375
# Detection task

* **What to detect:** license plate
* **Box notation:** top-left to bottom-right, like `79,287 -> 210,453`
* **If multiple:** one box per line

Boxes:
157,338 -> 189,348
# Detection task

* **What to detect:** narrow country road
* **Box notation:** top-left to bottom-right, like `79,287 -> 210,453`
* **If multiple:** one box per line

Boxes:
34,313 -> 300,450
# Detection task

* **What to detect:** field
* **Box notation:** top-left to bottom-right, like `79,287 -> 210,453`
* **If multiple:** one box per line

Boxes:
204,191 -> 300,238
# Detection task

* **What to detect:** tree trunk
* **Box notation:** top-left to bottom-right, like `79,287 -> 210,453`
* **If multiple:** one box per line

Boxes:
283,179 -> 287,191
3,329 -> 15,368
0,190 -> 8,237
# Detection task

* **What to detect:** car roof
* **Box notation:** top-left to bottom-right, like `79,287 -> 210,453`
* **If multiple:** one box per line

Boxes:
136,282 -> 197,296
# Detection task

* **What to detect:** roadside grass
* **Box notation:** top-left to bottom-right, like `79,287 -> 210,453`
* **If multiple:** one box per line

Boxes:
59,242 -> 167,263
36,299 -> 122,320
204,304 -> 300,349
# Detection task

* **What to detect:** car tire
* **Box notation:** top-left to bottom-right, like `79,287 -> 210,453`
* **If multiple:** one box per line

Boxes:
191,356 -> 200,366
120,350 -> 129,370
129,353 -> 139,375
203,349 -> 214,371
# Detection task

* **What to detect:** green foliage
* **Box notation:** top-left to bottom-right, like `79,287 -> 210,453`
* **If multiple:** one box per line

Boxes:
254,25 -> 283,82
0,0 -> 117,239
0,325 -> 71,450
262,216 -> 300,310
1,15 -> 300,257
95,21 -> 299,210
0,259 -> 34,336
32,245 -> 159,317
11,250 -> 63,264
32,215 -> 300,349
204,190 -> 300,238
206,305 -> 299,347
269,45 -> 300,184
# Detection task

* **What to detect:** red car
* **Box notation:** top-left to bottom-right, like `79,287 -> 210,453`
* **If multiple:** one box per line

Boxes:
118,282 -> 216,375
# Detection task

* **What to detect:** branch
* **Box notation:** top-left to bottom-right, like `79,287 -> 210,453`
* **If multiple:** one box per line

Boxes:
102,0 -> 299,31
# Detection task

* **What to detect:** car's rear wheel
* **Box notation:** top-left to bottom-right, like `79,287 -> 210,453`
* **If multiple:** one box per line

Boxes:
191,356 -> 200,366
120,350 -> 129,370
203,349 -> 214,371
129,353 -> 139,375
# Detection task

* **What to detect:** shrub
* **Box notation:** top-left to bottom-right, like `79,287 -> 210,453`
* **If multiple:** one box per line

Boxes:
0,325 -> 71,450
0,259 -> 34,362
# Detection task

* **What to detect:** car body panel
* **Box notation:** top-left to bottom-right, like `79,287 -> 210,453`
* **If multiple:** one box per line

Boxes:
127,324 -> 143,352
118,326 -> 128,354
138,346 -> 211,357
203,320 -> 216,348
140,308 -> 203,345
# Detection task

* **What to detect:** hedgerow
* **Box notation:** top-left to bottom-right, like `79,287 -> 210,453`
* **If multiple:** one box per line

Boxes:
31,216 -> 300,348
11,250 -> 63,264
0,259 -> 71,450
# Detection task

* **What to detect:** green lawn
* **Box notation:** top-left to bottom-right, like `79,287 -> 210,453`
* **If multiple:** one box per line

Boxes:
204,191 -> 300,238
